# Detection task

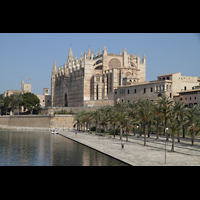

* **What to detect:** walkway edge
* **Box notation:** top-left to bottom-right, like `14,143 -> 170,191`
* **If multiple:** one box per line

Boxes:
58,132 -> 133,166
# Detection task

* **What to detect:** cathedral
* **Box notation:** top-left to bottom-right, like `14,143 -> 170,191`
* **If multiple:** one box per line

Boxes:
51,46 -> 146,107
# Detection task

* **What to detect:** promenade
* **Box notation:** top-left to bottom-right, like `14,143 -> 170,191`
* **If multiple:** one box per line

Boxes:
58,129 -> 200,166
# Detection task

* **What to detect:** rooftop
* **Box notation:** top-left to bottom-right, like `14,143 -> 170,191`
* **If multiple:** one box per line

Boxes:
157,72 -> 180,77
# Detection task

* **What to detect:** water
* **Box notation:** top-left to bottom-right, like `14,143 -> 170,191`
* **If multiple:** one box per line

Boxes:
0,129 -> 128,166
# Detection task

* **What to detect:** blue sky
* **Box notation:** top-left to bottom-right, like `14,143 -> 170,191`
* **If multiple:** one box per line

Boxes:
0,33 -> 200,95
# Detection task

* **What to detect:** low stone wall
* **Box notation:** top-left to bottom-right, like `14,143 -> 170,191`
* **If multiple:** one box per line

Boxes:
0,116 -> 10,126
50,115 -> 74,129
8,115 -> 51,127
0,115 -> 75,129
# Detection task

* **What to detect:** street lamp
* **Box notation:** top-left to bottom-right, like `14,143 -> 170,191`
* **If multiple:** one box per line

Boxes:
164,127 -> 169,164
120,132 -> 124,149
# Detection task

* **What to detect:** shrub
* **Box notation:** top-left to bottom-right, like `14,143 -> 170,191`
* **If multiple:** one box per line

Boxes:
90,126 -> 96,131
108,128 -> 120,135
97,128 -> 105,133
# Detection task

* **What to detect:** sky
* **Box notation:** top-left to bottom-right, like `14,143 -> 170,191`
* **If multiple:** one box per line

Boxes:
0,33 -> 200,95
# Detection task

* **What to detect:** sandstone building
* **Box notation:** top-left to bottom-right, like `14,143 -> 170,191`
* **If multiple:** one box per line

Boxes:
4,79 -> 51,108
4,78 -> 31,97
51,46 -> 146,107
114,72 -> 200,104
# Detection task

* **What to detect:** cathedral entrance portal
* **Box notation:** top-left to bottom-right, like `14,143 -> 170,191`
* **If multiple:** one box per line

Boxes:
65,93 -> 68,107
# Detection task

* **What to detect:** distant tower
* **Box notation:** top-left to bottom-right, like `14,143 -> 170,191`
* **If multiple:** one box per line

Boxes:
44,88 -> 49,95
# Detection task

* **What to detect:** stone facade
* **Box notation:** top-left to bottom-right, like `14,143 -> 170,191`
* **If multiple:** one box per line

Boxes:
174,85 -> 200,105
37,88 -> 51,108
4,79 -> 51,109
51,46 -> 146,107
114,72 -> 200,104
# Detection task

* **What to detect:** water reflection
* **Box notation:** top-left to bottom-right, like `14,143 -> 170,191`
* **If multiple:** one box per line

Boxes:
0,129 -> 128,166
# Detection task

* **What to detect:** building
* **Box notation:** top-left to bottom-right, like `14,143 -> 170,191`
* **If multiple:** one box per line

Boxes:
51,46 -> 146,107
37,88 -> 51,108
114,72 -> 200,104
174,85 -> 200,105
4,79 -> 51,108
4,78 -> 31,97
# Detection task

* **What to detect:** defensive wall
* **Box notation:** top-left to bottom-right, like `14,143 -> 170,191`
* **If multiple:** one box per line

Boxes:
0,115 -> 74,130
39,104 -> 110,115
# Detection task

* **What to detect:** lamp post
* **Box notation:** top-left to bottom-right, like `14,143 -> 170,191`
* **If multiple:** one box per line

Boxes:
165,127 -> 168,164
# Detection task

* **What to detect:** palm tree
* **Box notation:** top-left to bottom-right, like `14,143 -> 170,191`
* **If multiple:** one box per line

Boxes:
136,99 -> 153,146
73,111 -> 83,131
127,101 -> 138,135
168,115 -> 180,152
153,103 -> 163,139
185,104 -> 200,145
156,95 -> 174,135
173,101 -> 188,142
90,110 -> 100,135
108,106 -> 118,139
99,106 -> 110,136
115,102 -> 128,140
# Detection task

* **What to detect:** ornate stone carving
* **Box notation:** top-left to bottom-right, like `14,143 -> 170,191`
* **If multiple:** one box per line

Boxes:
109,58 -> 121,69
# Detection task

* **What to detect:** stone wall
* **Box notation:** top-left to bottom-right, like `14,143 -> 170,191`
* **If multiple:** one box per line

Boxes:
0,115 -> 75,129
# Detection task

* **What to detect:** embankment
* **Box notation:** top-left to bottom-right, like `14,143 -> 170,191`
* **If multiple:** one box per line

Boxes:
0,115 -> 74,130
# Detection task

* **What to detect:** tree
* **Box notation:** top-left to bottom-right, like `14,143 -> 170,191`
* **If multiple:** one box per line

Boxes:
136,99 -> 153,146
90,110 -> 101,135
173,101 -> 188,142
2,96 -> 11,115
0,95 -> 4,116
185,104 -> 200,145
156,95 -> 174,135
108,106 -> 118,139
22,92 -> 40,115
115,102 -> 128,140
12,93 -> 23,115
168,115 -> 179,152
153,103 -> 163,139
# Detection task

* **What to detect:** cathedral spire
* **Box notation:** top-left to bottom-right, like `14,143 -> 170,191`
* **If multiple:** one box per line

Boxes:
87,47 -> 91,59
52,59 -> 58,75
68,46 -> 74,62
103,45 -> 107,55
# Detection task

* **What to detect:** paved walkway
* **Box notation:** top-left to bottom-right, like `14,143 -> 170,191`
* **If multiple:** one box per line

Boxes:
58,129 -> 200,166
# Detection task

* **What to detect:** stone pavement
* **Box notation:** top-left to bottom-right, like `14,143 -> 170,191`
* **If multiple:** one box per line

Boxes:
58,129 -> 200,166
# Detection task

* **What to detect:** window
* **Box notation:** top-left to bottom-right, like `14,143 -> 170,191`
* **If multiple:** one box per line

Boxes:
184,86 -> 187,90
119,72 -> 121,86
185,97 -> 187,100
170,93 -> 172,98
180,98 -> 182,100
144,88 -> 146,93
159,85 -> 161,91
151,87 -> 153,92
192,87 -> 194,89
169,85 -> 171,90
195,97 -> 196,100
128,90 -> 129,94
115,91 -> 117,94
163,85 -> 164,91
166,85 -> 168,90
190,97 -> 191,100
156,85 -> 158,91
134,89 -> 136,93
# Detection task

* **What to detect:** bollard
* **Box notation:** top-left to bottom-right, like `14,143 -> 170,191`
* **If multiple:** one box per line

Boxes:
121,143 -> 124,149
